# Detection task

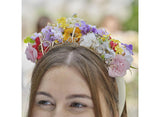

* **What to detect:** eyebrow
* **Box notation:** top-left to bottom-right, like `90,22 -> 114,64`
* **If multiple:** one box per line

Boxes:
36,92 -> 92,100
66,94 -> 92,100
36,91 -> 53,98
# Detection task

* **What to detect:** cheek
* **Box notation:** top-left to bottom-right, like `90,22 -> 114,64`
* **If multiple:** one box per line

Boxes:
79,109 -> 95,117
31,106 -> 51,117
71,109 -> 95,117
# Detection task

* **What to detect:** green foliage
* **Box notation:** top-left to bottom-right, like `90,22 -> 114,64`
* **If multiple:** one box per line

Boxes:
122,0 -> 138,32
24,36 -> 35,44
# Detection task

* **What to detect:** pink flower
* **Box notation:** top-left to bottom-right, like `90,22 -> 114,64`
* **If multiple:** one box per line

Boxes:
108,55 -> 130,77
25,44 -> 38,63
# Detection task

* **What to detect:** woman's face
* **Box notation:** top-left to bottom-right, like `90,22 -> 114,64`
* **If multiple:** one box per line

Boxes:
32,66 -> 95,117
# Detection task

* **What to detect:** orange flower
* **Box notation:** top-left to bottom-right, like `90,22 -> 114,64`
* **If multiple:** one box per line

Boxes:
63,27 -> 82,42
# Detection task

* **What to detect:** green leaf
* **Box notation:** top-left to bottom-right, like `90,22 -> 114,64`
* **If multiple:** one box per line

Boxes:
101,54 -> 105,60
130,65 -> 137,69
24,36 -> 35,43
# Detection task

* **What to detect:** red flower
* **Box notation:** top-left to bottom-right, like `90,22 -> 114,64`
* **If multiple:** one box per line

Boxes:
37,52 -> 43,60
32,37 -> 49,60
110,41 -> 118,52
32,37 -> 40,51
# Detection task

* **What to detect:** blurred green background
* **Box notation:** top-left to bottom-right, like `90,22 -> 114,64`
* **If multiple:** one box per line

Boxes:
22,0 -> 138,117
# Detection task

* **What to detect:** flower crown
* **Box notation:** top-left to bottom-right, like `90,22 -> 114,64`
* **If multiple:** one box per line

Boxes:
24,14 -> 134,78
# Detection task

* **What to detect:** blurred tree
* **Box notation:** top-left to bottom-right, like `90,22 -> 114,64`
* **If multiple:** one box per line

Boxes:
122,0 -> 138,32
37,16 -> 52,32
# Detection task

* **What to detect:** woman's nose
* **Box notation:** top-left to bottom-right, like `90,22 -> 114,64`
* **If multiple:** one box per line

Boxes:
52,106 -> 69,117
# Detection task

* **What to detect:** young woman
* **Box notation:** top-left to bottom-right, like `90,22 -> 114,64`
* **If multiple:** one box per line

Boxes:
24,15 -> 133,117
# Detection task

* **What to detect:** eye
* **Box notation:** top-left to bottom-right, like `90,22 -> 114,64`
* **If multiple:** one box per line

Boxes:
36,100 -> 55,111
38,100 -> 52,105
70,102 -> 87,108
68,102 -> 89,113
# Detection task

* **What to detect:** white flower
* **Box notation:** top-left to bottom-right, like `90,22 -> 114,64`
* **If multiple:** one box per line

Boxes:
96,46 -> 104,54
52,26 -> 63,39
122,47 -> 133,64
66,17 -> 83,28
102,41 -> 115,59
125,55 -> 133,65
80,33 -> 98,48
104,52 -> 115,59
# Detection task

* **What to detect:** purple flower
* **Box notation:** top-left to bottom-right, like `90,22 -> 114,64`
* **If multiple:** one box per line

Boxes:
75,21 -> 90,35
41,25 -> 54,42
58,38 -> 63,43
97,28 -> 109,36
75,23 -> 80,27
25,44 -> 37,63
80,21 -> 90,35
31,32 -> 41,40
121,43 -> 133,55
90,25 -> 98,34
52,26 -> 63,41
40,25 -> 63,46
75,21 -> 99,35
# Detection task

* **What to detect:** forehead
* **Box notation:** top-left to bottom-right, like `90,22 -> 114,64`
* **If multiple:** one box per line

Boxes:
38,66 -> 91,98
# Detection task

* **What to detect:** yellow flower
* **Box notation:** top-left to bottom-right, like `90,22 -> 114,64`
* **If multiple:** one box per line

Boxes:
101,36 -> 106,42
100,34 -> 112,42
115,46 -> 123,54
63,27 -> 82,42
54,40 -> 59,43
101,35 -> 109,42
110,39 -> 120,43
110,39 -> 123,54
57,17 -> 69,29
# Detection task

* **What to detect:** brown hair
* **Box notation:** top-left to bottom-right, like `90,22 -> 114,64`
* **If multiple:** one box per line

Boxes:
27,43 -> 127,117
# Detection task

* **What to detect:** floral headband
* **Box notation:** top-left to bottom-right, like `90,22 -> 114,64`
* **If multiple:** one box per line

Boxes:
24,14 -> 134,78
